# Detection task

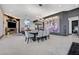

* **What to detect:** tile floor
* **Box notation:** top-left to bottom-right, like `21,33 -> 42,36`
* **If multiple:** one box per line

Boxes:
0,34 -> 79,55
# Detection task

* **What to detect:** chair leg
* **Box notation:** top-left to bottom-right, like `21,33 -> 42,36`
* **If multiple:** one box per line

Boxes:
30,37 -> 32,42
41,37 -> 44,41
37,38 -> 40,43
48,35 -> 50,39
25,37 -> 27,42
46,36 -> 47,40
44,36 -> 47,40
27,38 -> 29,44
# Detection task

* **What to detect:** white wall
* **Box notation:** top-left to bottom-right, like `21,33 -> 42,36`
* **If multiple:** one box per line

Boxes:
0,11 -> 4,37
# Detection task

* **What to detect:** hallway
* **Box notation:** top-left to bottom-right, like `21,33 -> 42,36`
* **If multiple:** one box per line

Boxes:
0,34 -> 79,55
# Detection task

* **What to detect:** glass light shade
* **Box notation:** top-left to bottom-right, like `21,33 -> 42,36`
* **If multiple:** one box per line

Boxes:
24,20 -> 30,25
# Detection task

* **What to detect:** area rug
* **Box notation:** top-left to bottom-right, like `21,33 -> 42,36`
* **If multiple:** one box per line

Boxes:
68,42 -> 79,55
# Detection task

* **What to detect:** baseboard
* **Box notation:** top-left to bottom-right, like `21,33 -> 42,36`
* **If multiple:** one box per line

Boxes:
50,32 -> 69,36
0,34 -> 4,39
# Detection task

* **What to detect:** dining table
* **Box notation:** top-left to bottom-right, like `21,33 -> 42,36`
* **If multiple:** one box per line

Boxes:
29,30 -> 38,41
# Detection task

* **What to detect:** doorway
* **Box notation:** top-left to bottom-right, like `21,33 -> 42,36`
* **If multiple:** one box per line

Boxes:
72,20 -> 78,34
68,16 -> 79,34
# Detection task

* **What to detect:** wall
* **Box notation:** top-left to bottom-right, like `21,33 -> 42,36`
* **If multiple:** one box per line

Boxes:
60,12 -> 69,35
44,8 -> 79,36
60,8 -> 79,35
20,18 -> 24,31
0,11 -> 4,37
67,8 -> 79,35
44,14 -> 61,34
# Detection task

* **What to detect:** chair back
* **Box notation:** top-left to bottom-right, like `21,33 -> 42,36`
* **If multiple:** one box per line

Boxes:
38,30 -> 43,37
28,31 -> 34,37
25,31 -> 29,37
42,29 -> 49,36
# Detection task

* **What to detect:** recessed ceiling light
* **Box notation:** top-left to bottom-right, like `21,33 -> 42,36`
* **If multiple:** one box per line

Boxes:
38,4 -> 43,6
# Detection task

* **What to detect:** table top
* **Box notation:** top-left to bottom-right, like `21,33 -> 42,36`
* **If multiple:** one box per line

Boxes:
29,30 -> 38,34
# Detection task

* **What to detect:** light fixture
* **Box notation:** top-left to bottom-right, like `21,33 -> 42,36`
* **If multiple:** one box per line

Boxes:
24,19 -> 30,26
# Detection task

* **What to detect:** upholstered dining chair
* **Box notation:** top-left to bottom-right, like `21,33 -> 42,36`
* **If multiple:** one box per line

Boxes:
25,31 -> 34,44
36,30 -> 43,42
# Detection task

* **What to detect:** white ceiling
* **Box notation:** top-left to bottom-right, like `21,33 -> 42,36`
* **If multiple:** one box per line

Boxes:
1,4 -> 79,20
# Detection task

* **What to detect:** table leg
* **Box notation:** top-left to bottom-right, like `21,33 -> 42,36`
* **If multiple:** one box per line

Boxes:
33,34 -> 36,41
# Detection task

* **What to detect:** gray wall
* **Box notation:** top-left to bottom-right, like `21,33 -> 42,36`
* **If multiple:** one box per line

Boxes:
44,8 -> 79,36
59,12 -> 69,35
59,8 -> 79,35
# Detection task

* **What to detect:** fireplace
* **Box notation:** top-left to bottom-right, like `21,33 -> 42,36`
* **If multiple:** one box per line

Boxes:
7,28 -> 17,34
7,21 -> 17,35
8,22 -> 16,28
4,14 -> 20,35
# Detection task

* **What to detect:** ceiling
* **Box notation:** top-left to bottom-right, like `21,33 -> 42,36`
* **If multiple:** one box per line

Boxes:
0,4 -> 79,20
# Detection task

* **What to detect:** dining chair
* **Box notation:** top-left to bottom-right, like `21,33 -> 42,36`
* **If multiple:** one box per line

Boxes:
45,30 -> 50,39
25,31 -> 34,44
36,30 -> 43,42
42,30 -> 48,40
